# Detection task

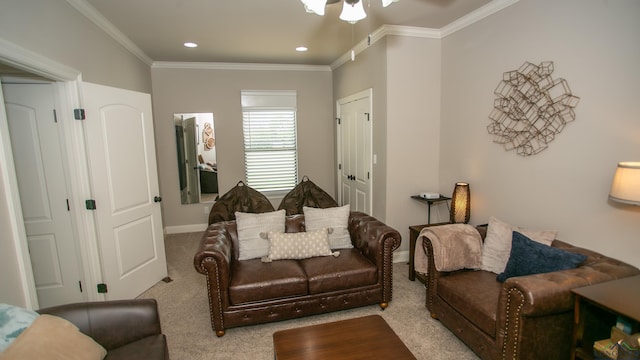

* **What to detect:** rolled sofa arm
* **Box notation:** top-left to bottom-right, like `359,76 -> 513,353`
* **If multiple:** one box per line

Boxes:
193,225 -> 233,277
348,211 -> 402,265
37,299 -> 162,351
499,258 -> 640,318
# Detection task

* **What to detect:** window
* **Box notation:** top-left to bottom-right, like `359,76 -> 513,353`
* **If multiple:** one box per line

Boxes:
241,90 -> 298,193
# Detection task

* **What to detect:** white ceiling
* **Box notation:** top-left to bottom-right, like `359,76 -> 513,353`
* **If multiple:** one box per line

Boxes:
81,0 -> 494,65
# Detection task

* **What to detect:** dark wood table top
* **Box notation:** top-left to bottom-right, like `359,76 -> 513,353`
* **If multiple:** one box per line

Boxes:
273,315 -> 416,360
571,274 -> 640,322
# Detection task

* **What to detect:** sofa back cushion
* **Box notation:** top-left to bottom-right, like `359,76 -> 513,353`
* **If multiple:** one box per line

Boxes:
236,210 -> 286,261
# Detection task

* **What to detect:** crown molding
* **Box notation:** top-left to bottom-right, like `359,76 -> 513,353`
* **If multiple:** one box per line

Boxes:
330,25 -> 441,70
331,0 -> 520,70
65,0 -> 153,66
152,62 -> 331,72
440,0 -> 521,38
68,0 -> 519,71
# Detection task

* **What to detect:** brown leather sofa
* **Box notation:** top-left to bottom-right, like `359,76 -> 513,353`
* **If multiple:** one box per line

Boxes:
422,225 -> 640,360
38,299 -> 169,359
194,211 -> 401,336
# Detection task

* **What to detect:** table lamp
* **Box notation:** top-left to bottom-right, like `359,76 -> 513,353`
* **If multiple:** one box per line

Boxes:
609,162 -> 640,205
450,182 -> 470,223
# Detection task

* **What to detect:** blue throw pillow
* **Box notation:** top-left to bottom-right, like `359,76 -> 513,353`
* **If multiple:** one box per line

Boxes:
0,303 -> 39,352
497,231 -> 587,282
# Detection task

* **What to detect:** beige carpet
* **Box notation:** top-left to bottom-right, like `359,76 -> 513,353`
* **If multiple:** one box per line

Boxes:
139,231 -> 480,360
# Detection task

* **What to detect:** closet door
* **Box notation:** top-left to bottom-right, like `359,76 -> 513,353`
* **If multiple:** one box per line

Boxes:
337,89 -> 372,214
84,82 -> 167,300
3,83 -> 84,307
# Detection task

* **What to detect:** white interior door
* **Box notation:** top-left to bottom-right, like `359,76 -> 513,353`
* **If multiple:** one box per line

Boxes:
83,82 -> 167,300
3,82 -> 84,307
337,90 -> 372,214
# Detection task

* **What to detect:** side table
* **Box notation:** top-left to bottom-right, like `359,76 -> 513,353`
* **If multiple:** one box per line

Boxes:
410,195 -> 450,224
570,275 -> 640,360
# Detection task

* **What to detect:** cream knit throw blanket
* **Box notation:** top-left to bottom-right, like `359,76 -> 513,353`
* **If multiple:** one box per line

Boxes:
415,224 -> 482,274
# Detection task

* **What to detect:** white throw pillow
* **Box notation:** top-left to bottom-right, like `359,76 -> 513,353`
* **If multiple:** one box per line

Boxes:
262,229 -> 338,262
303,205 -> 353,250
481,216 -> 557,274
236,210 -> 286,260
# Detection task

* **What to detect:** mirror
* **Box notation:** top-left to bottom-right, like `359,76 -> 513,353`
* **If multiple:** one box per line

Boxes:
174,113 -> 218,204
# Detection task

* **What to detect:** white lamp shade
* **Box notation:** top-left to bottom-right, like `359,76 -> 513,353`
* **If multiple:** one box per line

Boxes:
609,162 -> 640,205
340,0 -> 367,23
301,0 -> 327,15
382,0 -> 399,7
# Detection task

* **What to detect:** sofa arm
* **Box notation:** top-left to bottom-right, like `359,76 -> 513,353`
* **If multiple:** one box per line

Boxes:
193,226 -> 233,277
499,259 -> 640,319
348,211 -> 401,265
193,224 -> 234,336
37,299 -> 162,351
422,231 -> 480,313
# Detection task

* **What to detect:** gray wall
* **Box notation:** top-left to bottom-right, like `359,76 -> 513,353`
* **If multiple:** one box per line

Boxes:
151,66 -> 335,229
0,0 -> 152,306
333,39 -> 388,220
333,36 -> 443,254
439,0 -> 640,268
0,0 -> 151,92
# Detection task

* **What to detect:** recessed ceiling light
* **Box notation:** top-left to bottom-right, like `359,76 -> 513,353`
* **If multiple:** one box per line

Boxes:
296,46 -> 308,52
184,42 -> 198,48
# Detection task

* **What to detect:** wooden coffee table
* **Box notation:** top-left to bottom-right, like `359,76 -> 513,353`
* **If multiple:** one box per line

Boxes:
273,315 -> 416,359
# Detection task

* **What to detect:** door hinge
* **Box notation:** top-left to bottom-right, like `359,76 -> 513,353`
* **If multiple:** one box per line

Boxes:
53,109 -> 58,123
97,283 -> 108,293
365,113 -> 370,121
78,281 -> 83,293
66,199 -> 70,211
337,117 -> 341,125
74,108 -> 86,120
368,172 -> 370,179
85,199 -> 97,210
338,163 -> 342,170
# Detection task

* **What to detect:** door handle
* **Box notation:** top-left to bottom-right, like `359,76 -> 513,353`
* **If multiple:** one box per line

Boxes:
154,196 -> 162,203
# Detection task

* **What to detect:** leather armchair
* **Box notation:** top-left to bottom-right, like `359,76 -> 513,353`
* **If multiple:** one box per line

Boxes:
423,226 -> 640,360
37,299 -> 169,360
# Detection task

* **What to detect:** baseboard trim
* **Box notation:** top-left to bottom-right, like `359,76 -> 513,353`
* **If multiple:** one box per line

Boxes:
393,250 -> 409,264
164,223 -> 208,235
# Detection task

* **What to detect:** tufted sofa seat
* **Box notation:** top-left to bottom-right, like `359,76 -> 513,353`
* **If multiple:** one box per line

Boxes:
422,225 -> 640,360
194,211 -> 401,337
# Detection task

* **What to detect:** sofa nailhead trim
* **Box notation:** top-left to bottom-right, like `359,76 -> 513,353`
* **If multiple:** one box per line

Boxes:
502,287 -> 525,359
203,258 -> 225,333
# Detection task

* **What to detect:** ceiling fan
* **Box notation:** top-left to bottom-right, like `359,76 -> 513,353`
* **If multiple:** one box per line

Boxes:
300,0 -> 400,24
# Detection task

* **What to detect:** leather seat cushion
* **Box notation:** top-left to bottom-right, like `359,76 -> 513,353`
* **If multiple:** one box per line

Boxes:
301,249 -> 377,294
230,259 -> 308,305
105,334 -> 168,360
437,270 -> 501,337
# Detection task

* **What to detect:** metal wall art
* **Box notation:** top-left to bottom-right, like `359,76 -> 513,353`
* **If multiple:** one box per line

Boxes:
487,61 -> 579,156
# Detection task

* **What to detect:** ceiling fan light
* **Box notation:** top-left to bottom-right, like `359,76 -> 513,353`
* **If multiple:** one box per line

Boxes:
382,0 -> 399,7
301,0 -> 327,16
340,0 -> 367,24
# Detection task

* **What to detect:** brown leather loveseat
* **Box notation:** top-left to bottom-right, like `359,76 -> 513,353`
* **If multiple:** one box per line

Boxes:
422,225 -> 640,360
38,299 -> 169,359
194,211 -> 401,336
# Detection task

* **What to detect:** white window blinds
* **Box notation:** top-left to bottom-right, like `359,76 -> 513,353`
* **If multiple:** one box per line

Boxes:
241,91 -> 298,193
